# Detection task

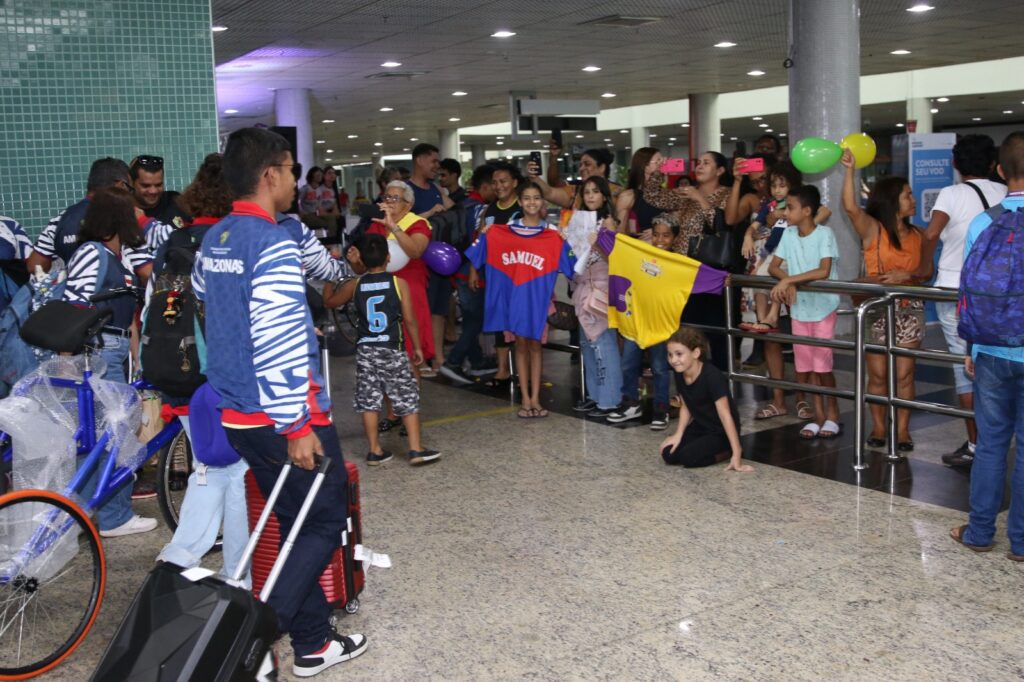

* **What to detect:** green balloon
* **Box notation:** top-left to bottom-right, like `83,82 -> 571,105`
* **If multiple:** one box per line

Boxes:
790,137 -> 843,174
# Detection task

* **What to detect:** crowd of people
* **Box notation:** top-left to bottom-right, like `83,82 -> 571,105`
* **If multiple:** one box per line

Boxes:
1,126 -> 1024,675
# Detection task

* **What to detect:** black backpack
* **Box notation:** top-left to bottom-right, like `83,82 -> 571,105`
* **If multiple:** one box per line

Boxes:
429,205 -> 469,250
140,228 -> 206,397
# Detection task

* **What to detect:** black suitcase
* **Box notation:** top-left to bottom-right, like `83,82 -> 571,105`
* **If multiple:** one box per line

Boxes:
91,458 -> 335,682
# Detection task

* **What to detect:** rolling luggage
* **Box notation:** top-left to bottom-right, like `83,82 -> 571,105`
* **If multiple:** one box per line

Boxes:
91,458 -> 334,682
245,459 -> 364,614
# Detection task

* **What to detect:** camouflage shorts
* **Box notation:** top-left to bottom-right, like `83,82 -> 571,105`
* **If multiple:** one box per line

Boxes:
353,345 -> 419,416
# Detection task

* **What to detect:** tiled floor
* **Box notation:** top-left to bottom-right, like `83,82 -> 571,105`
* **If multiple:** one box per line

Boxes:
43,327 -> 1024,681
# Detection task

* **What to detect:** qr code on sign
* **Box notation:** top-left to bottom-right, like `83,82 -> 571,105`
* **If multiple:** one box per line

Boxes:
920,188 -> 940,222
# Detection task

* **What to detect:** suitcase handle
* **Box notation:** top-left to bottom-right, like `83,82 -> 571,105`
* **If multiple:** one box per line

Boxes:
230,455 -> 333,586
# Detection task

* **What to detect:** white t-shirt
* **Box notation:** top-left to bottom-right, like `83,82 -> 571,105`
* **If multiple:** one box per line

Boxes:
932,179 -> 1007,288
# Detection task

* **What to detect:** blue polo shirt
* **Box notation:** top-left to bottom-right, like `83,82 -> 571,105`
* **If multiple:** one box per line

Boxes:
964,194 -> 1024,363
406,180 -> 443,215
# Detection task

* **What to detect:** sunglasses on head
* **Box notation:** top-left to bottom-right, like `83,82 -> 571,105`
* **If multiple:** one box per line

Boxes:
130,155 -> 164,172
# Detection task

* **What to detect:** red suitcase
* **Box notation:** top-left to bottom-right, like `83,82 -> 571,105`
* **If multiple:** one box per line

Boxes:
245,460 -> 364,614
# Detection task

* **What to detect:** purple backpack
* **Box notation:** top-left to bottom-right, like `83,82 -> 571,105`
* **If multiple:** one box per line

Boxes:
959,206 -> 1024,347
187,382 -> 242,467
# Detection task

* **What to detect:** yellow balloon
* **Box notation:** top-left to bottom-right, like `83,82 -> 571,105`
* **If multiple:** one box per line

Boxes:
840,133 -> 877,169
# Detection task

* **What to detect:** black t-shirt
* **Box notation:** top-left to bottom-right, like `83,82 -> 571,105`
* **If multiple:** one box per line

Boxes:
355,272 -> 403,350
675,363 -> 740,436
483,199 -> 521,227
145,191 -> 191,227
449,186 -> 467,205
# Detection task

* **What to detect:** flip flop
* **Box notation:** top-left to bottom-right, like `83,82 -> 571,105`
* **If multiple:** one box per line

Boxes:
799,422 -> 820,439
485,376 -> 513,389
517,408 -> 534,419
534,408 -> 549,418
796,401 -> 814,420
818,420 -> 842,438
755,403 -> 787,420
950,524 -> 993,553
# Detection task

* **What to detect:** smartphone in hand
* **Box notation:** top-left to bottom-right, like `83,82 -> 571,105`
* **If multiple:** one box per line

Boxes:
529,151 -> 542,167
737,157 -> 765,174
659,158 -> 687,174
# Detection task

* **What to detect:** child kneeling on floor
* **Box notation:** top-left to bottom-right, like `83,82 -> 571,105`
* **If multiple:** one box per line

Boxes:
323,234 -> 441,466
661,327 -> 752,472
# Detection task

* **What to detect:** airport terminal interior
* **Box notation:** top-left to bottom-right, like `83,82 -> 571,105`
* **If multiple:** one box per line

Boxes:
2,0 -> 1024,680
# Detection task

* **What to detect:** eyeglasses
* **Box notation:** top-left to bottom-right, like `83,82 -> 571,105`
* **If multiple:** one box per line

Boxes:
382,195 -> 405,203
130,155 -> 164,172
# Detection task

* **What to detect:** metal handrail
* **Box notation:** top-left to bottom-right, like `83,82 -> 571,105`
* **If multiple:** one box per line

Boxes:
715,274 -> 971,471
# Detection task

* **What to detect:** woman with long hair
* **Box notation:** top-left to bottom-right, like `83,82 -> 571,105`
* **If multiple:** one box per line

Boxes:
614,147 -> 665,235
841,148 -> 925,452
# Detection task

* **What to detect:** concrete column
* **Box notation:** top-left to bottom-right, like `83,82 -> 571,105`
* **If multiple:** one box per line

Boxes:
688,93 -> 721,158
906,97 -> 934,134
629,127 -> 648,153
273,88 -> 313,174
471,144 -> 487,168
789,0 -> 861,283
439,128 -> 460,160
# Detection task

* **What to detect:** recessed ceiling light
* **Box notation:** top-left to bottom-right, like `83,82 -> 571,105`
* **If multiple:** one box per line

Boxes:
211,25 -> 228,32
379,107 -> 393,112
603,138 -> 611,142
619,129 -> 629,133
496,141 -> 504,145
322,119 -> 335,123
649,133 -> 657,138
491,30 -> 516,38
747,70 -> 766,76
496,136 -> 504,140
224,108 -> 238,114
374,142 -> 383,147
324,158 -> 332,161
752,116 -> 763,121
410,137 -> 419,141
624,147 -> 631,150
681,123 -> 690,128
936,97 -> 949,102
352,154 -> 358,158
972,117 -> 982,121
758,123 -> 769,128
730,136 -> 738,141
896,123 -> 905,127
316,139 -> 325,144
714,41 -> 736,48
347,134 -> 358,139
906,4 -> 934,12
601,92 -> 616,98
574,134 -> 584,139
930,108 -> 939,114
403,148 -> 410,152
669,137 -> 677,141
381,61 -> 402,68
607,143 -> 614,147
393,126 -> 404,131
765,129 -> 773,133
780,133 -> 787,137
452,91 -> 468,96
326,149 -> 334,153
372,151 -> 379,155
891,49 -> 912,55
532,139 -> 541,143
1004,110 -> 1014,114
448,117 -> 460,122
582,65 -> 601,72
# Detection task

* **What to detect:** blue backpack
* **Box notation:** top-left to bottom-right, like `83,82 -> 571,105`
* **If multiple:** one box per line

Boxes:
958,206 -> 1024,347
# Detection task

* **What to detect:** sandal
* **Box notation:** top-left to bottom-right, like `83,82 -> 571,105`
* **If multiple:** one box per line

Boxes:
818,420 -> 842,439
738,321 -> 779,334
950,524 -> 993,553
485,375 -> 513,389
377,417 -> 401,433
754,403 -> 787,420
796,401 -> 814,420
799,422 -> 820,439
517,408 -> 534,419
897,440 -> 915,452
866,437 -> 886,449
534,408 -> 549,418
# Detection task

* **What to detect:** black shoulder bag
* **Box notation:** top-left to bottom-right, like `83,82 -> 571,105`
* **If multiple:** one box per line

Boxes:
687,208 -> 736,271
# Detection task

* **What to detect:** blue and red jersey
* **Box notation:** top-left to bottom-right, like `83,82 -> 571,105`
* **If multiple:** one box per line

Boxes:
465,224 -> 575,341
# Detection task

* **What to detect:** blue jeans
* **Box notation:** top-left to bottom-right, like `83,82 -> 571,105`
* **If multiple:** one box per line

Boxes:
964,353 -> 1024,555
226,423 -> 348,656
83,332 -> 133,530
621,338 -> 670,411
446,272 -> 484,369
581,328 -> 622,409
157,417 -> 251,585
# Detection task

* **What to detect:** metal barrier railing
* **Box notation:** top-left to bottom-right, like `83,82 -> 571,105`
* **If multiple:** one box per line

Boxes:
685,274 -> 970,471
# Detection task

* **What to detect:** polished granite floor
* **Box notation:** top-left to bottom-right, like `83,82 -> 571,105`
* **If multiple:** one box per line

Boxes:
47,328 -> 1023,681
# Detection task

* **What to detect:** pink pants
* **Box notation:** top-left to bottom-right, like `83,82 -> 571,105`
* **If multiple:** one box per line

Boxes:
791,311 -> 837,373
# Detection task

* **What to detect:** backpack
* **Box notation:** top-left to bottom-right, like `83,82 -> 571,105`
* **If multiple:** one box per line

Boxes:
429,205 -> 469,250
958,206 -> 1024,347
0,267 -> 73,397
140,228 -> 206,397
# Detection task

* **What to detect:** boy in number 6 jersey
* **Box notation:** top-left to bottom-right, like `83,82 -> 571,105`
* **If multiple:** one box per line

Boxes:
323,234 -> 441,466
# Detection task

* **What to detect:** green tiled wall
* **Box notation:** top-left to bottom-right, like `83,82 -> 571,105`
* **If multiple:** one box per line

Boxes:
0,0 -> 218,235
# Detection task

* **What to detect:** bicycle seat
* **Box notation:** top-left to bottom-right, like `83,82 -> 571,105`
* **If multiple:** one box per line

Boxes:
19,301 -> 113,354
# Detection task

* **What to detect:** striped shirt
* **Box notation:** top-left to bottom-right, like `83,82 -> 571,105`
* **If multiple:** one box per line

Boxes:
63,242 -> 134,305
34,205 -> 155,270
0,216 -> 31,261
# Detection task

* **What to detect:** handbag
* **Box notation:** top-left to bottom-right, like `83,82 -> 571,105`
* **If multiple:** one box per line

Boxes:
547,301 -> 579,331
687,208 -> 736,271
19,300 -> 110,354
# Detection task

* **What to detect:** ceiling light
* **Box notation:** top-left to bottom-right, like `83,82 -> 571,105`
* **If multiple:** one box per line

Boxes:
681,123 -> 690,128
752,116 -> 763,121
765,129 -> 773,133
649,133 -> 657,138
496,136 -> 504,140
669,137 -> 677,141
448,117 -> 460,122
403,148 -> 410,152
224,108 -> 238,114
211,25 -> 228,32
890,49 -> 911,55
326,149 -> 333,153
452,91 -> 468,96
374,142 -> 383,147
532,139 -> 540,143
619,129 -> 629,133
607,143 -> 614,147
322,119 -> 335,123
379,107 -> 393,112
603,138 -> 611,142
906,4 -> 934,12
352,154 -> 358,158
410,137 -> 419,141
381,61 -> 402,68
758,123 -> 769,128
601,92 -> 616,98
316,139 -> 325,144
582,65 -> 602,72
730,136 -> 738,141
930,108 -> 939,114
575,134 -> 584,139
714,41 -> 736,48
747,70 -> 766,76
1004,110 -> 1014,114
324,158 -> 332,161
372,151 -> 379,155
624,147 -> 631,150
347,134 -> 358,139
496,141 -> 504,145
780,133 -> 787,137
393,126 -> 404,131
491,30 -> 516,38
972,117 -> 982,121
936,97 -> 949,102
896,123 -> 905,127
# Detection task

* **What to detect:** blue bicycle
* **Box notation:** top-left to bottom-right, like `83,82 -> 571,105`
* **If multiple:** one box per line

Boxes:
0,289 -> 187,679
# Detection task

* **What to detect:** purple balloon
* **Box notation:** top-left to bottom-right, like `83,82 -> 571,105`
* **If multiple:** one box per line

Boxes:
423,241 -> 461,276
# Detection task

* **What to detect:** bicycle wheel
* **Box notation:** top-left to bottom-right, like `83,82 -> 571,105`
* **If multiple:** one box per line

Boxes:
156,432 -> 222,551
0,490 -> 104,680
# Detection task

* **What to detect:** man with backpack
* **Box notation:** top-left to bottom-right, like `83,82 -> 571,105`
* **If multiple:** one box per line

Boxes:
951,130 -> 1024,562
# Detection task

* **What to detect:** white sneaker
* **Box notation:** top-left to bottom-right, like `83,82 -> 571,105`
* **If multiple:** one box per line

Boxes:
293,631 -> 368,677
99,515 -> 158,538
